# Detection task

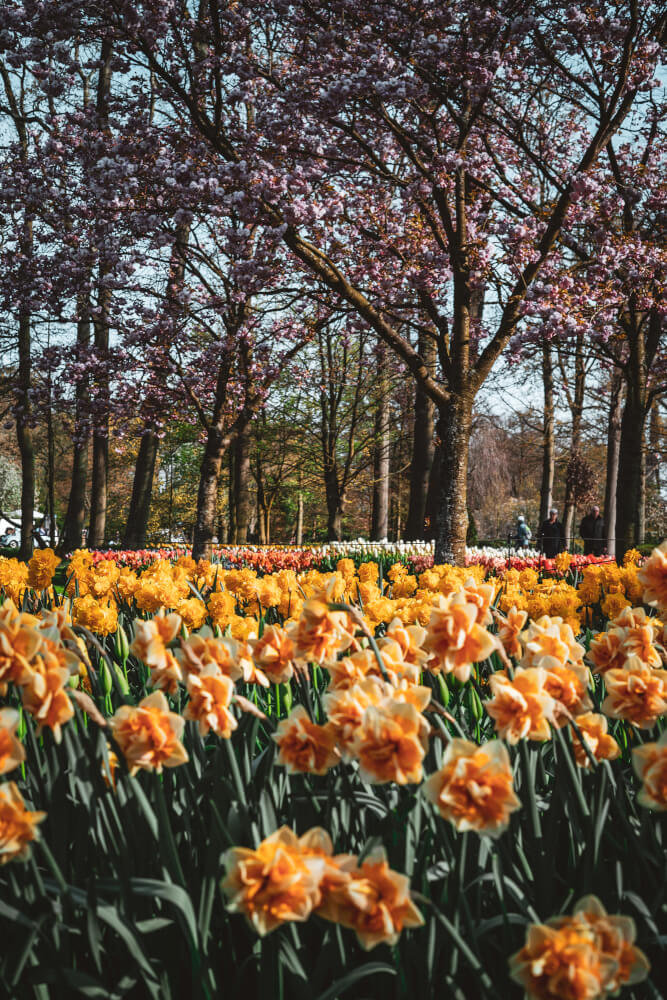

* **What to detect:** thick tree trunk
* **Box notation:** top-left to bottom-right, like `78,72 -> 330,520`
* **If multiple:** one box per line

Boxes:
123,431 -> 159,549
434,394 -> 473,565
88,419 -> 109,549
371,361 -> 390,540
234,427 -> 251,544
539,343 -> 555,526
17,308 -> 34,561
60,301 -> 91,554
604,374 -> 623,557
323,459 -> 344,540
637,429 -> 646,546
425,436 -> 443,541
405,335 -> 436,539
227,445 -> 237,543
193,429 -> 226,560
616,390 -> 646,558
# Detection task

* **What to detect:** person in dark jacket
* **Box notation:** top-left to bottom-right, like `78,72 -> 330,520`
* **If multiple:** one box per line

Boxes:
539,508 -> 566,558
579,505 -> 605,556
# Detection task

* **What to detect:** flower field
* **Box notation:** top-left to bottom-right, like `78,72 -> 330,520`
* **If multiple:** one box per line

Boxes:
0,544 -> 666,998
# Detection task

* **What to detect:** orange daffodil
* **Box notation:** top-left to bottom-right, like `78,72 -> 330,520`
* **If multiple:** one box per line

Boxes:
0,599 -> 78,743
510,895 -> 650,1000
110,691 -> 188,776
587,605 -> 664,676
423,590 -> 497,682
423,738 -> 520,837
0,707 -> 25,774
273,706 -> 339,775
184,666 -> 237,738
632,730 -> 667,810
571,713 -> 620,769
485,668 -> 556,743
0,782 -> 46,864
221,825 -> 423,949
638,540 -> 667,613
601,655 -> 667,729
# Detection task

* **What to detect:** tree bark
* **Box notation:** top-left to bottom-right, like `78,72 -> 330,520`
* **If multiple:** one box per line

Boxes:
604,374 -> 623,557
405,333 -> 436,539
234,426 -> 251,544
227,446 -> 237,543
256,455 -> 268,544
295,485 -> 304,545
616,309 -> 652,560
46,377 -> 56,547
193,429 -> 226,560
122,222 -> 190,549
562,332 -> 586,546
434,394 -> 473,564
17,308 -> 35,561
123,431 -> 159,549
616,393 -> 645,557
539,343 -> 555,526
326,485 -> 343,541
637,427 -> 646,546
60,300 -> 91,554
371,355 -> 390,540
87,40 -> 114,550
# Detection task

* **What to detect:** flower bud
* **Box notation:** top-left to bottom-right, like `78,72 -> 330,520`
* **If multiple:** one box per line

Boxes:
114,625 -> 130,663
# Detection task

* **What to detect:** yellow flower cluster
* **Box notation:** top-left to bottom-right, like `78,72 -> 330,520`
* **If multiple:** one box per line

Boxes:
576,562 -> 643,620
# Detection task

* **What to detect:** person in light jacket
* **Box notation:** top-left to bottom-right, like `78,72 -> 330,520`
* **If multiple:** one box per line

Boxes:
516,515 -> 532,549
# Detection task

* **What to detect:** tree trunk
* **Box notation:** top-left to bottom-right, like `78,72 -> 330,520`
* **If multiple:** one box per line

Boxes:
87,42 -> 114,550
88,411 -> 109,548
17,308 -> 35,561
322,456 -> 344,540
256,473 -> 267,545
327,495 -> 343,540
60,300 -> 91,554
227,447 -> 237,543
405,334 -> 436,539
616,390 -> 646,558
193,429 -> 226,560
371,357 -> 390,540
539,343 -> 555,526
123,431 -> 159,549
434,394 -> 473,565
637,428 -> 646,546
234,426 -> 251,544
46,380 -> 56,547
604,374 -> 623,557
425,437 -> 442,541
295,487 -> 304,545
562,332 -> 585,546
122,223 -> 190,550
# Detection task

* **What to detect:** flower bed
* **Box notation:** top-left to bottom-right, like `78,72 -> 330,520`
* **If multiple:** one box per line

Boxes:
0,543 -> 665,997
82,540 -> 619,578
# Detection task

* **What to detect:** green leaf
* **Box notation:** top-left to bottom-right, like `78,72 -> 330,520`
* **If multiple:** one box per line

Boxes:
313,962 -> 397,1000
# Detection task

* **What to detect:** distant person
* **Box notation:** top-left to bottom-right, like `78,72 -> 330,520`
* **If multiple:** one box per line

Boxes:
516,515 -> 532,549
539,508 -> 565,558
579,504 -> 605,556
